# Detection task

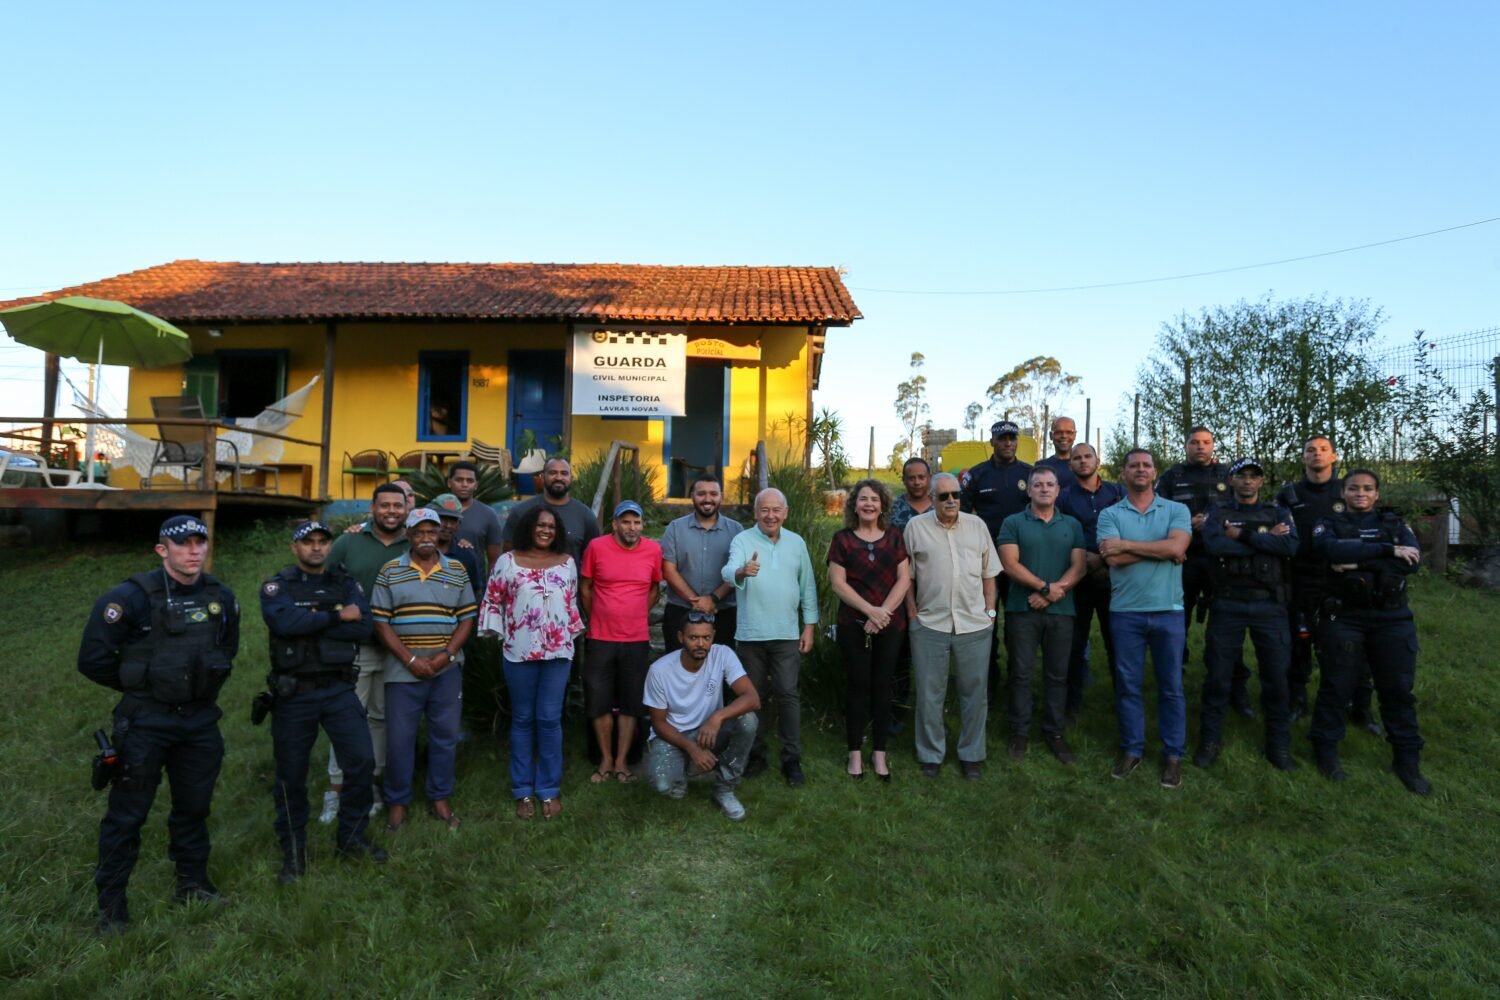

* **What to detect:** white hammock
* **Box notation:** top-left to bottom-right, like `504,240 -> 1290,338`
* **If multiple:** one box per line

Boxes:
71,376 -> 320,482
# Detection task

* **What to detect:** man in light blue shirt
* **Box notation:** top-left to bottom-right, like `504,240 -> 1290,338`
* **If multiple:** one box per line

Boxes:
722,488 -> 818,786
1096,448 -> 1192,789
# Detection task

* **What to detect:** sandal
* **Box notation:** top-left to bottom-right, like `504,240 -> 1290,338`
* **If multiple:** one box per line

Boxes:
614,768 -> 637,784
514,796 -> 536,819
384,803 -> 408,833
541,796 -> 562,820
589,767 -> 612,784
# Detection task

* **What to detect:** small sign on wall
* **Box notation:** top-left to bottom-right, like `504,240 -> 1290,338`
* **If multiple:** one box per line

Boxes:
572,327 -> 687,417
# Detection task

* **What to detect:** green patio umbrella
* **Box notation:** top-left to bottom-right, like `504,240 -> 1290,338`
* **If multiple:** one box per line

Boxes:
0,296 -> 194,484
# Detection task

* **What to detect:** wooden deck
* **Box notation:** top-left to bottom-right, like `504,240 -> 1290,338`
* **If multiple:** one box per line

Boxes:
0,486 -> 318,515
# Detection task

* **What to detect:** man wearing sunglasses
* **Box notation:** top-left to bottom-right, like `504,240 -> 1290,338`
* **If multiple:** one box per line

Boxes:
903,473 -> 1001,779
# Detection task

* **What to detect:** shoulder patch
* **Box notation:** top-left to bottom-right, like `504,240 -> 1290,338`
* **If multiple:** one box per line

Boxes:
1017,479 -> 1027,491
1256,525 -> 1269,533
1216,482 -> 1227,491
103,602 -> 123,624
1332,502 -> 1345,513
263,581 -> 280,596
208,601 -> 223,615
1313,523 -> 1327,536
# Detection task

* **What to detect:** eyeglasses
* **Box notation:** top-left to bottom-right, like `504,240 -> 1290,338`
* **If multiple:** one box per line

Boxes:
935,491 -> 961,502
685,611 -> 717,624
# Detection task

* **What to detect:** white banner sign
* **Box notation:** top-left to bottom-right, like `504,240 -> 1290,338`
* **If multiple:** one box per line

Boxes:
572,329 -> 687,417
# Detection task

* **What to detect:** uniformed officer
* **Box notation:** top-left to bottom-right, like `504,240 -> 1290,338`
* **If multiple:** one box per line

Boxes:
1274,435 -> 1379,731
1156,426 -> 1252,714
1308,469 -> 1429,794
1196,458 -> 1299,771
78,515 -> 240,935
961,419 -> 1033,702
260,520 -> 387,884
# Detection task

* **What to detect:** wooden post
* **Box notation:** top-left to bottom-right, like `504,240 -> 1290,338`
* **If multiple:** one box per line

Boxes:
1132,394 -> 1140,448
867,426 -> 874,477
1041,403 -> 1049,447
201,421 -> 218,491
1181,357 -> 1193,436
40,352 -> 59,463
318,322 -> 336,500
1083,397 -> 1091,446
1392,416 -> 1400,461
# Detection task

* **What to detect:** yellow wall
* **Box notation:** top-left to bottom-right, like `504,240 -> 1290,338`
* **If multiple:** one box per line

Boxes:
120,321 -> 815,499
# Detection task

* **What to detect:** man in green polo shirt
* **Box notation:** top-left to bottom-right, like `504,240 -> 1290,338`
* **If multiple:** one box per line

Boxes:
321,483 -> 410,822
998,466 -> 1087,765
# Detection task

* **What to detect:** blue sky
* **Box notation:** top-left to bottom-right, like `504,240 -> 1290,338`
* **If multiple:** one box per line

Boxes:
2,2 -> 1496,459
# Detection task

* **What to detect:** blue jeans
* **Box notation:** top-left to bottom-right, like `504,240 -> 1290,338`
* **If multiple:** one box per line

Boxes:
384,666 -> 464,806
502,658 -> 571,800
1110,611 -> 1187,759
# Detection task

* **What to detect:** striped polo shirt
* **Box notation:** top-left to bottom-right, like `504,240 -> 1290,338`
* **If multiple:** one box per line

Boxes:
371,552 -> 477,684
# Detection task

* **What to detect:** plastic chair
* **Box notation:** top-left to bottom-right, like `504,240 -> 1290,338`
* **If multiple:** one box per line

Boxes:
145,396 -> 241,490
342,449 -> 391,498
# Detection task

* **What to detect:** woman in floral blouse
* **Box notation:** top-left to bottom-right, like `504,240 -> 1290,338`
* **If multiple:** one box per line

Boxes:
479,504 -> 584,819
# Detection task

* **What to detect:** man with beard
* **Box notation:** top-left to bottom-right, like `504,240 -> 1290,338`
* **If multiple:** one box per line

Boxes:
1097,449 -> 1192,789
321,483 -> 411,824
661,475 -> 743,652
1056,443 -> 1125,724
502,457 -> 601,566
371,508 -> 477,831
259,521 -> 386,884
581,500 -> 664,784
446,461 -> 503,572
1036,417 -> 1079,491
1274,435 -> 1379,733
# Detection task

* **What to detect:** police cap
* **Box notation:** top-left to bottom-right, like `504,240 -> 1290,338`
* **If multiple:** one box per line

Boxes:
292,520 -> 333,542
159,515 -> 209,540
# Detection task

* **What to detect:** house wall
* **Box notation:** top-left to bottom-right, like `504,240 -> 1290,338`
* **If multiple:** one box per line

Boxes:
118,321 -> 814,499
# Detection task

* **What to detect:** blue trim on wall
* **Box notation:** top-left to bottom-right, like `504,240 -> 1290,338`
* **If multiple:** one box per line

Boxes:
416,350 -> 469,443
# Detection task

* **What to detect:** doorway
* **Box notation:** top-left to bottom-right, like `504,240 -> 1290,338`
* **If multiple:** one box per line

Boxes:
666,361 -> 728,497
508,350 -> 565,458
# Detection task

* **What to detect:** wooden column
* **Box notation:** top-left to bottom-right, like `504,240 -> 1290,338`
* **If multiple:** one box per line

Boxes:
40,352 -> 60,460
318,321 -> 336,499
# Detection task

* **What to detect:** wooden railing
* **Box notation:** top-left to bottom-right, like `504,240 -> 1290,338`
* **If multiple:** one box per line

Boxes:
0,416 -> 328,498
590,439 -> 641,523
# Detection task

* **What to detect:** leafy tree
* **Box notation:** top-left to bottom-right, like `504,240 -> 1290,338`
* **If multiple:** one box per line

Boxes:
986,356 -> 1082,436
963,401 -> 984,440
888,439 -> 910,474
894,353 -> 930,454
1133,295 -> 1393,473
809,406 -> 850,490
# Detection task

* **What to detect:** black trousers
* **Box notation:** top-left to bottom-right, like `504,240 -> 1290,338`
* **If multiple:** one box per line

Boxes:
271,681 -> 374,854
1201,599 -> 1291,747
1310,609 -> 1422,759
662,604 -> 738,653
838,623 -> 902,752
1067,573 -> 1116,712
988,577 -> 1010,701
97,707 -> 224,907
1289,578 -> 1374,711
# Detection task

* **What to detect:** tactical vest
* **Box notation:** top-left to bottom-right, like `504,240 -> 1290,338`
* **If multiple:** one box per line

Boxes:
266,569 -> 360,678
119,571 -> 233,707
1162,463 -> 1228,516
1326,513 -> 1410,611
1210,504 -> 1288,602
1278,477 -> 1345,570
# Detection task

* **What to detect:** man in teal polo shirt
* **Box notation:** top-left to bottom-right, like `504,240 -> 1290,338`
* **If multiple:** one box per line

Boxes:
997,466 -> 1087,765
322,482 -> 411,821
1096,448 -> 1192,788
722,487 -> 818,786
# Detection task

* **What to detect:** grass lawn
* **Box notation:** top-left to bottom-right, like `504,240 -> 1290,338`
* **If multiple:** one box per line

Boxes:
2,522 -> 1498,997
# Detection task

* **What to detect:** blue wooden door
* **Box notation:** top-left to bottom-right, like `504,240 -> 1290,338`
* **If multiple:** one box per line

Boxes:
508,350 -> 565,456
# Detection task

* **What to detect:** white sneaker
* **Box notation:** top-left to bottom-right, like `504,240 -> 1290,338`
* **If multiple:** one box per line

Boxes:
712,790 -> 746,822
369,785 -> 384,818
666,779 -> 688,800
318,790 -> 339,825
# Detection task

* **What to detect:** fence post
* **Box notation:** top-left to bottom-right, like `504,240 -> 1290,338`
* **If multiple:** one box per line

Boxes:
1182,357 -> 1193,436
1132,394 -> 1140,448
867,426 -> 874,478
1084,397 -> 1091,446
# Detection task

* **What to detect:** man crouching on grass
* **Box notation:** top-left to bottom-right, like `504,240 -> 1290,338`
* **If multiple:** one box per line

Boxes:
644,614 -> 760,821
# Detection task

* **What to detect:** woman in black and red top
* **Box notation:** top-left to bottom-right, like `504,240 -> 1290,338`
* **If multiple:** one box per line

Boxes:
827,479 -> 911,781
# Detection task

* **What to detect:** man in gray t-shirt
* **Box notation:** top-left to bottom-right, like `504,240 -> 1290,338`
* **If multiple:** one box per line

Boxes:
446,462 -> 503,572
501,458 -> 601,565
643,616 -> 760,821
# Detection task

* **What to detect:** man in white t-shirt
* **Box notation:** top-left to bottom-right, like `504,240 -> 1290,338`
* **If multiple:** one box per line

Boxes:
643,613 -> 761,821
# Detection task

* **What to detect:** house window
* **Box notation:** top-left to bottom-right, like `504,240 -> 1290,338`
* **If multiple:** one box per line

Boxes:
418,351 -> 468,442
182,350 -> 287,421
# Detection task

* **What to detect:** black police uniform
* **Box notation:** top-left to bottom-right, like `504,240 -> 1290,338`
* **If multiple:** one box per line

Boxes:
260,563 -> 381,877
78,565 -> 240,927
1155,459 -> 1229,632
961,455 -> 1033,698
1199,499 -> 1299,767
1275,475 -> 1376,722
1057,478 -> 1126,715
1308,509 -> 1428,792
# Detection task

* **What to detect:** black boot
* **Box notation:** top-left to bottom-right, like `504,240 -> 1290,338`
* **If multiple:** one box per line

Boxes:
1314,744 -> 1345,782
95,894 -> 130,937
335,835 -> 389,864
1393,757 -> 1432,796
1265,744 -> 1299,772
1288,685 -> 1307,721
1191,736 -> 1221,769
278,842 -> 308,885
174,872 -> 226,905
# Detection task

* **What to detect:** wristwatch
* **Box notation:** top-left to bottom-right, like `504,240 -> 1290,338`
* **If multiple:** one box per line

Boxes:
985,608 -> 997,619
1037,583 -> 1053,599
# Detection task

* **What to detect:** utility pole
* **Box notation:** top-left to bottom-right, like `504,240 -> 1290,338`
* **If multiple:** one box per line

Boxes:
1084,397 -> 1091,446
1132,393 -> 1140,448
1181,356 -> 1193,437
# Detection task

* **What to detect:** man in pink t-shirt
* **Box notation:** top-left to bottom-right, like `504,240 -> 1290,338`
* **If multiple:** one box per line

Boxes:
580,500 -> 663,783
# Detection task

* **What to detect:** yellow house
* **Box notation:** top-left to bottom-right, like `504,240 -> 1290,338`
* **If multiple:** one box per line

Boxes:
7,260 -> 861,500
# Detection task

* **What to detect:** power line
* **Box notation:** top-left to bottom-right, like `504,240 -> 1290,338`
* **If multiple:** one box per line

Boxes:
849,215 -> 1500,296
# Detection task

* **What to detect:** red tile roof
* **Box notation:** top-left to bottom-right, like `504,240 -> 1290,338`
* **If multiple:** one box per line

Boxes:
0,260 -> 861,325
